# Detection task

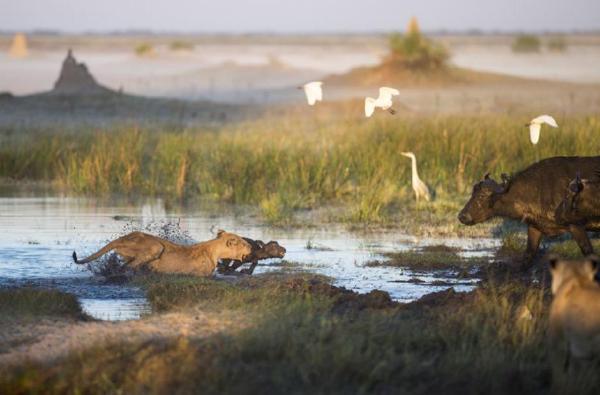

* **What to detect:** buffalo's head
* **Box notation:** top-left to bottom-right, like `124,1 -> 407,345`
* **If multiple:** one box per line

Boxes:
255,241 -> 286,260
458,173 -> 507,225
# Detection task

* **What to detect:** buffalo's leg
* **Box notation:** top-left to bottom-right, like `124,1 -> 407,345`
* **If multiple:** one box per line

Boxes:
218,259 -> 245,274
569,225 -> 593,255
240,260 -> 259,275
228,260 -> 245,272
522,226 -> 543,269
217,259 -> 232,273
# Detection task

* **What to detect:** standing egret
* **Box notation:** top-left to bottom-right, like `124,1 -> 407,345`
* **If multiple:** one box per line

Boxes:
527,115 -> 558,145
299,81 -> 323,106
364,87 -> 399,117
401,152 -> 431,202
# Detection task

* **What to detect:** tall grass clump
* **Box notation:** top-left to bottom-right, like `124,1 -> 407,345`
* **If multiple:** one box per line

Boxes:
0,288 -> 85,318
388,17 -> 449,70
512,34 -> 541,53
169,40 -> 194,51
134,42 -> 155,56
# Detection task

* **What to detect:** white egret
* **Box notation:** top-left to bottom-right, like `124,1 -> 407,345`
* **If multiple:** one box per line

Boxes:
364,87 -> 399,117
527,115 -> 558,145
401,152 -> 431,202
299,81 -> 323,106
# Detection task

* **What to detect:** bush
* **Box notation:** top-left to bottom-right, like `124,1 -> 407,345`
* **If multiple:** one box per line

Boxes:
169,40 -> 194,51
388,17 -> 449,70
134,43 -> 154,56
512,35 -> 541,53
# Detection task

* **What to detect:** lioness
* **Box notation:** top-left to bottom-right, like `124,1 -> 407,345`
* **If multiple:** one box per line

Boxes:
548,254 -> 600,366
73,230 -> 252,276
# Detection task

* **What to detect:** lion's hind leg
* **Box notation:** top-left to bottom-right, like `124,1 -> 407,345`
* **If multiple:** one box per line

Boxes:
117,239 -> 165,270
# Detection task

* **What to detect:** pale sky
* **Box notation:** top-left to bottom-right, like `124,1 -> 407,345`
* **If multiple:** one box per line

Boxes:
1,0 -> 599,33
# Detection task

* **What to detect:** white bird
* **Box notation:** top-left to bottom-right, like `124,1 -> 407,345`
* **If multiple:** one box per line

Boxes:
401,152 -> 431,202
300,81 -> 323,106
364,87 -> 400,117
527,114 -> 558,145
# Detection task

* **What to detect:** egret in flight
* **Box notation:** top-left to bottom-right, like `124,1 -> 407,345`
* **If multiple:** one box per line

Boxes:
401,152 -> 431,202
300,81 -> 323,106
365,87 -> 399,117
527,115 -> 558,145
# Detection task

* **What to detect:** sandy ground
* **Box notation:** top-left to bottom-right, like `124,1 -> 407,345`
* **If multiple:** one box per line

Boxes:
0,309 -> 248,367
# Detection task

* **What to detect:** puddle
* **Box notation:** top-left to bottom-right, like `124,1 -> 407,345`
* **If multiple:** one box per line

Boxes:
79,298 -> 151,321
0,196 -> 499,320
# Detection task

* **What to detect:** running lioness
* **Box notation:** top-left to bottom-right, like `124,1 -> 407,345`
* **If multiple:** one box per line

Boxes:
548,254 -> 600,365
73,230 -> 252,276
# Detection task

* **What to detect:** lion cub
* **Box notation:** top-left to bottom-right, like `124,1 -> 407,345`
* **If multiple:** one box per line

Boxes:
548,254 -> 600,363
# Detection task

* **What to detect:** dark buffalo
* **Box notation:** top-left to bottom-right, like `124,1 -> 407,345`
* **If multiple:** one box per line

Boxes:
458,156 -> 600,266
555,172 -> 600,225
217,238 -> 286,275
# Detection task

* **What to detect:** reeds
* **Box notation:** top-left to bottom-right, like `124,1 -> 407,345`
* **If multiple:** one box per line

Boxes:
1,114 -> 599,223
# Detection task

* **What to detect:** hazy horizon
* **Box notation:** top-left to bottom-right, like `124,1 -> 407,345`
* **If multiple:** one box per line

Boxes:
1,0 -> 600,34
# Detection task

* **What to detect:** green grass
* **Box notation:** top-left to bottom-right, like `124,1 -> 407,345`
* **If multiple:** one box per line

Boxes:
169,40 -> 194,51
497,231 -> 528,257
140,273 -> 335,313
367,248 -> 485,272
0,288 -> 85,318
547,238 -> 600,258
1,114 -> 600,226
2,275 -> 597,394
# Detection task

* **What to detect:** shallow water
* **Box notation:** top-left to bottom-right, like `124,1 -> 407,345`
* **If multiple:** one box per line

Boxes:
0,196 -> 498,321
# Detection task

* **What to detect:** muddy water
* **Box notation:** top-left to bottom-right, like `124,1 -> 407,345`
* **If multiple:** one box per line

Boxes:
0,196 -> 498,321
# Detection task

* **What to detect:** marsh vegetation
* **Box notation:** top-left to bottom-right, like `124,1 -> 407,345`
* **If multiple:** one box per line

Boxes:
1,114 -> 599,226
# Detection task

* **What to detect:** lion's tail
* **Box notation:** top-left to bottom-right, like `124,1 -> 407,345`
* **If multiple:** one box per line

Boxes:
72,239 -> 120,265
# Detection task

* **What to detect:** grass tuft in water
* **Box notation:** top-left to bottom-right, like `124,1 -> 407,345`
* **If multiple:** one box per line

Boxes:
0,288 -> 85,318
